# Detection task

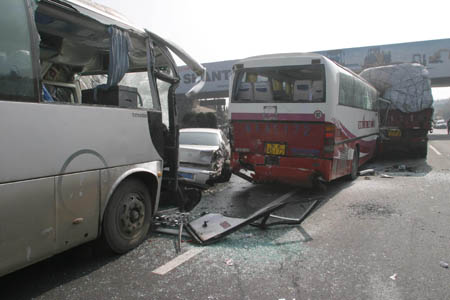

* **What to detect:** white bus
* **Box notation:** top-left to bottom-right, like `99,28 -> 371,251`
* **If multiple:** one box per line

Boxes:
229,53 -> 379,185
0,0 -> 205,277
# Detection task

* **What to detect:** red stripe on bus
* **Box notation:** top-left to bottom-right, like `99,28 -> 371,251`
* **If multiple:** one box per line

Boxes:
231,113 -> 325,122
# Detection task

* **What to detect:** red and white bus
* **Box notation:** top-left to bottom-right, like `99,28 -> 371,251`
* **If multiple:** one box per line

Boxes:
229,53 -> 379,185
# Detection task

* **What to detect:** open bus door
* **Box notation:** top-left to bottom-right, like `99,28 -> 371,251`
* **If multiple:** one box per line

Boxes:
145,31 -> 207,211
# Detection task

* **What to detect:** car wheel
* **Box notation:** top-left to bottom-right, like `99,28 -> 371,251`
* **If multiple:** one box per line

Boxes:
102,178 -> 152,254
218,164 -> 232,182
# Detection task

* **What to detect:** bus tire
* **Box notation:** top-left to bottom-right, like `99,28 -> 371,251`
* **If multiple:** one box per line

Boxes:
349,148 -> 359,180
102,178 -> 152,254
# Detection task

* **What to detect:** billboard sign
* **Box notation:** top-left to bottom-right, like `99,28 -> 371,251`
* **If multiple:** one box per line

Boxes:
176,38 -> 450,97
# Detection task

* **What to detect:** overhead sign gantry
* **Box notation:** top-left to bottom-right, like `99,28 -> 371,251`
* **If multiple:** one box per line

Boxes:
176,38 -> 450,99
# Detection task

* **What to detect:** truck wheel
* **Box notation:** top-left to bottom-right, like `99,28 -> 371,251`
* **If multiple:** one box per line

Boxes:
349,148 -> 359,180
417,144 -> 428,158
102,178 -> 152,254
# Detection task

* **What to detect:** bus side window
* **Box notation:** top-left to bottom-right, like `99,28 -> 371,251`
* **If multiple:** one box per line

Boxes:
372,90 -> 378,111
0,0 -> 37,102
339,73 -> 354,106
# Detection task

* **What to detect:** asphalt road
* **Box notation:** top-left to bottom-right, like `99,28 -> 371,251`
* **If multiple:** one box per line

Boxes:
1,131 -> 450,300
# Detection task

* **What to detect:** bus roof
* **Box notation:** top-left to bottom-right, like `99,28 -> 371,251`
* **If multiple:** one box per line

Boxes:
47,0 -> 145,34
235,53 -> 330,68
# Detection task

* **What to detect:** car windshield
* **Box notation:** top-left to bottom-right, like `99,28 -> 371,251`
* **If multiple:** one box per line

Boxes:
179,131 -> 219,146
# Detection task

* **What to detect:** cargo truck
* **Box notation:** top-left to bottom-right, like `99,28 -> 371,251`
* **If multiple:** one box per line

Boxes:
360,63 -> 434,157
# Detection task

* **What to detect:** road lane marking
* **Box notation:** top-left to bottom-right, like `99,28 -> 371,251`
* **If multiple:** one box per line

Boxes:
152,248 -> 204,275
429,144 -> 442,156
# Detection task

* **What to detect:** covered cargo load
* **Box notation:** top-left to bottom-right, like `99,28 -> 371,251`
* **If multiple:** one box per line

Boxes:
359,63 -> 433,113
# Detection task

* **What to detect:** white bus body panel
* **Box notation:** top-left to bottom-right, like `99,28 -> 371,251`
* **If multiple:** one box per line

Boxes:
0,101 -> 161,183
0,101 -> 162,277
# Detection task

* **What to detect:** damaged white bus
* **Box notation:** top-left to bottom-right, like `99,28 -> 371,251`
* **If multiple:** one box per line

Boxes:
0,0 -> 205,277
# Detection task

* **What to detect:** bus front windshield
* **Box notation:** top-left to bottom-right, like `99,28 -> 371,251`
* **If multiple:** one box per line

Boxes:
232,64 -> 325,103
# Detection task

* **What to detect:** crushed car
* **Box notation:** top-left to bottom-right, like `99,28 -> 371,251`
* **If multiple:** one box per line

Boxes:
178,128 -> 232,185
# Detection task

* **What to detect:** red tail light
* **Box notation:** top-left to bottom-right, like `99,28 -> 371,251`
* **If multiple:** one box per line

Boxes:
323,123 -> 335,158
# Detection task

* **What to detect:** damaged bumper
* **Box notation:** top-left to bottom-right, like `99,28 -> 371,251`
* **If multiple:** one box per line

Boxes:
232,152 -> 332,185
178,165 -> 221,185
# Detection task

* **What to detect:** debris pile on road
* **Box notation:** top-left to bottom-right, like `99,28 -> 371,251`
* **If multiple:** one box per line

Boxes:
153,190 -> 321,247
384,164 -> 416,173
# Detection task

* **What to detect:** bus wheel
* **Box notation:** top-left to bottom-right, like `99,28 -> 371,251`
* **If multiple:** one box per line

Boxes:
102,178 -> 152,254
349,148 -> 359,180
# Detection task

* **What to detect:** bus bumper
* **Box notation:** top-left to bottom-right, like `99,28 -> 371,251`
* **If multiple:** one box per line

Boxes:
231,153 -> 332,186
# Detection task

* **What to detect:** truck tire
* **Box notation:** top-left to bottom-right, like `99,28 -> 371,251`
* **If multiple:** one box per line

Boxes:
102,178 -> 152,254
417,143 -> 428,158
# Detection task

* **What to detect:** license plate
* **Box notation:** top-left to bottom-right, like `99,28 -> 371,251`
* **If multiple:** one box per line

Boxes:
388,129 -> 401,137
179,172 -> 194,179
265,143 -> 286,155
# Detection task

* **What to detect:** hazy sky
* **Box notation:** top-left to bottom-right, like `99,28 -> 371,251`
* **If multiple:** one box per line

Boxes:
94,0 -> 450,99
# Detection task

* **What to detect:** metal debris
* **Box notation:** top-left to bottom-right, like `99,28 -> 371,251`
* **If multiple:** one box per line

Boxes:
153,210 -> 191,253
225,259 -> 234,266
155,189 -> 321,248
186,190 -> 321,245
390,273 -> 398,280
154,211 -> 191,227
381,174 -> 394,178
359,169 -> 375,176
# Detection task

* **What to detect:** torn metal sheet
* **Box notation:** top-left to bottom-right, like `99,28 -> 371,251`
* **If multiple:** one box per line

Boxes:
185,190 -> 321,245
186,214 -> 246,242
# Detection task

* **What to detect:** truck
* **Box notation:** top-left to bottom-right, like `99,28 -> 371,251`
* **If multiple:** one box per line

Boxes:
360,63 -> 434,157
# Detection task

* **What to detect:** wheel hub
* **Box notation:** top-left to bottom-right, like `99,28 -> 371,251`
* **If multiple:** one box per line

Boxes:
119,194 -> 145,235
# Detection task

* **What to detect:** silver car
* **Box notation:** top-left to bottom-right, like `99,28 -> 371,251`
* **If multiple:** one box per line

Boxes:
178,128 -> 232,185
434,119 -> 447,129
